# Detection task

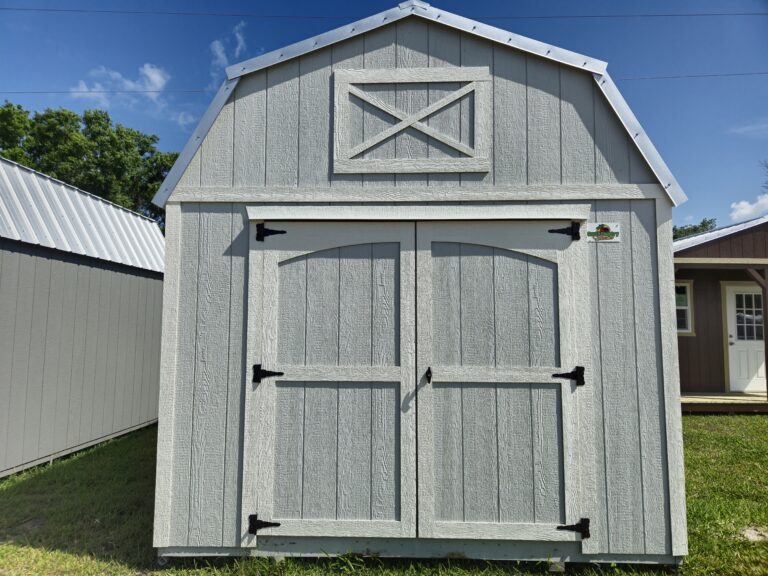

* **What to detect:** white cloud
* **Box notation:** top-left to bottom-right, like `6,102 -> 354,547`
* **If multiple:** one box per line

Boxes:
684,215 -> 694,223
69,79 -> 111,107
173,111 -> 196,128
208,22 -> 248,89
730,194 -> 768,222
730,119 -> 768,138
70,63 -> 171,108
234,21 -> 247,58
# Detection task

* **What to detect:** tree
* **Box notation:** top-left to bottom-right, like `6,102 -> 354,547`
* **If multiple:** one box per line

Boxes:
0,101 -> 177,221
673,217 -> 717,240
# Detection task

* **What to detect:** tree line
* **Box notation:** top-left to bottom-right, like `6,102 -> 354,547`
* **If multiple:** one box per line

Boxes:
0,101 -> 176,222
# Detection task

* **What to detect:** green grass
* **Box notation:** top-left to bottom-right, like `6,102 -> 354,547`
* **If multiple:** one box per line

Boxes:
0,416 -> 767,575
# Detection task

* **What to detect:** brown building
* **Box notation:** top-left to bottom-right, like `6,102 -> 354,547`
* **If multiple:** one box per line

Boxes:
674,216 -> 768,395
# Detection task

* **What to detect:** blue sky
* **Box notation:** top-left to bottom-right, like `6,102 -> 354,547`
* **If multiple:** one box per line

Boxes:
1,0 -> 766,225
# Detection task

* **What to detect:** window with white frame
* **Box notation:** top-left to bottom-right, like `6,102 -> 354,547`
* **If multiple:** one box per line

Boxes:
675,282 -> 694,335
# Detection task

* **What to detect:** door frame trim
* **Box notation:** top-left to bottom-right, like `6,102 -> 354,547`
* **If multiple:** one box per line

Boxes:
720,280 -> 763,393
245,203 -> 591,223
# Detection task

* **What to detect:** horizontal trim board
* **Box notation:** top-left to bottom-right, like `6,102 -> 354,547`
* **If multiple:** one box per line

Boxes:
275,366 -> 402,382
334,159 -> 492,173
170,184 -> 665,203
0,420 -> 157,479
675,258 -> 768,265
246,203 -> 591,221
336,66 -> 491,83
158,542 -> 680,565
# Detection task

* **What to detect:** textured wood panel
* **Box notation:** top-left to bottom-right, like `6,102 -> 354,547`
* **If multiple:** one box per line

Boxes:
631,201 -> 671,554
560,67 -> 595,183
594,200 -> 644,553
428,23 -> 461,187
266,61 -> 300,186
299,50 -> 333,186
527,57 -> 561,184
234,72 -> 266,186
431,242 -> 558,367
189,205 -> 232,546
302,383 -> 339,518
395,18 -> 428,186
185,27 -> 659,190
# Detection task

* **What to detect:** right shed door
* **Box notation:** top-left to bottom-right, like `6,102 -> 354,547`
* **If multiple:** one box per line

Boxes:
416,221 -> 595,546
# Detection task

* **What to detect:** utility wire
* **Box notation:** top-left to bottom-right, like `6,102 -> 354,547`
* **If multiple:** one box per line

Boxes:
0,6 -> 766,20
2,70 -> 768,94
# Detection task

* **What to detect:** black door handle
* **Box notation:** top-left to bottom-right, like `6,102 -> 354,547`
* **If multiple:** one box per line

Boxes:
425,367 -> 432,384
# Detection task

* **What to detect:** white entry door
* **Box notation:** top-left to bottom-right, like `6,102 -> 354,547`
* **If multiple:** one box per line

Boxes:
726,285 -> 766,393
416,221 -> 594,545
242,222 -> 416,543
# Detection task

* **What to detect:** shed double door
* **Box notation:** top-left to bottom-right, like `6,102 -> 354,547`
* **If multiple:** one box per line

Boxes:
243,220 -> 593,546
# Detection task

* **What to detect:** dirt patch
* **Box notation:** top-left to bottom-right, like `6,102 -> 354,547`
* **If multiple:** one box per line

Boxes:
742,526 -> 768,542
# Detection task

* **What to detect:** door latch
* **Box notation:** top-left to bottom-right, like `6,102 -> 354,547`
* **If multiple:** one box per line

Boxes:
425,367 -> 433,384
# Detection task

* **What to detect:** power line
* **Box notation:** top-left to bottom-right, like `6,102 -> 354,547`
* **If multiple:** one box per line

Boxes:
0,6 -> 766,20
2,70 -> 768,94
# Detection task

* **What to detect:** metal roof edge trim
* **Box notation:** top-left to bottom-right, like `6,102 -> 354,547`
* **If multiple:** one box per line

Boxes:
225,2 -> 607,80
152,77 -> 240,207
673,216 -> 768,253
592,72 -> 687,207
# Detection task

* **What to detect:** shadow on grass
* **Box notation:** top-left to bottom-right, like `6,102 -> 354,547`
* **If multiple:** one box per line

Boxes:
0,426 -> 161,570
0,426 -> 655,575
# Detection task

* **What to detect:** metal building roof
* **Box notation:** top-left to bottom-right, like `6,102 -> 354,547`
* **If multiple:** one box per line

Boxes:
153,0 -> 687,209
0,156 -> 165,273
673,215 -> 768,254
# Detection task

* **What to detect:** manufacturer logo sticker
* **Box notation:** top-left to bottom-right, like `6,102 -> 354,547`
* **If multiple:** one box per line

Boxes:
586,223 -> 621,242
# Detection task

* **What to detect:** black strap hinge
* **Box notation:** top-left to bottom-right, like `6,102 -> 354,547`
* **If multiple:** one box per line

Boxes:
252,364 -> 284,383
552,366 -> 585,387
256,223 -> 286,242
557,518 -> 590,539
548,221 -> 581,240
248,515 -> 281,534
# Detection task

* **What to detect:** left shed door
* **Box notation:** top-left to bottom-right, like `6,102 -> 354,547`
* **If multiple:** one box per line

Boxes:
242,221 -> 416,543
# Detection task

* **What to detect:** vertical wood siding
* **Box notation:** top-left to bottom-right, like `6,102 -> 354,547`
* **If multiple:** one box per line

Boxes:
178,21 -> 657,190
160,199 -> 674,556
160,203 -> 248,547
589,199 -> 671,554
0,240 -> 162,478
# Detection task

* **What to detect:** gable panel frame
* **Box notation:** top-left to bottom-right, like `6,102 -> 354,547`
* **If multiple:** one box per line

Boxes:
151,1 -> 686,208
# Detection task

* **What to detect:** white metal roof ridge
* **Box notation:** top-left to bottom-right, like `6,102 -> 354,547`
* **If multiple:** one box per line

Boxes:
673,215 -> 768,253
0,155 -> 165,273
152,1 -> 686,208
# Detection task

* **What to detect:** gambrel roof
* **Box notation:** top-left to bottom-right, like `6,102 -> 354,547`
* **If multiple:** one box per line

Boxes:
0,156 -> 165,273
152,0 -> 686,208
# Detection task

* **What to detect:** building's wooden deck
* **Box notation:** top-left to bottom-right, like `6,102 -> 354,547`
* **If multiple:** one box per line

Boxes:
681,392 -> 768,413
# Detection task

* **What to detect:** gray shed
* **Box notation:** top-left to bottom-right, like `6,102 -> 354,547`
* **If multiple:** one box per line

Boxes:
0,156 -> 164,477
152,1 -> 687,566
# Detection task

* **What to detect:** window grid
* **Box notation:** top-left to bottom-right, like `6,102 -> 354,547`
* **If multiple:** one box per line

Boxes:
735,292 -> 764,341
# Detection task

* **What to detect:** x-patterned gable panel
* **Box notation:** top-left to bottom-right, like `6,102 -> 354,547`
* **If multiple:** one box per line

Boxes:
334,67 -> 492,174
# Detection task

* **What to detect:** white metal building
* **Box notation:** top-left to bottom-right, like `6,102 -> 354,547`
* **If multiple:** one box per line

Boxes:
0,155 -> 164,477
153,1 -> 687,565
